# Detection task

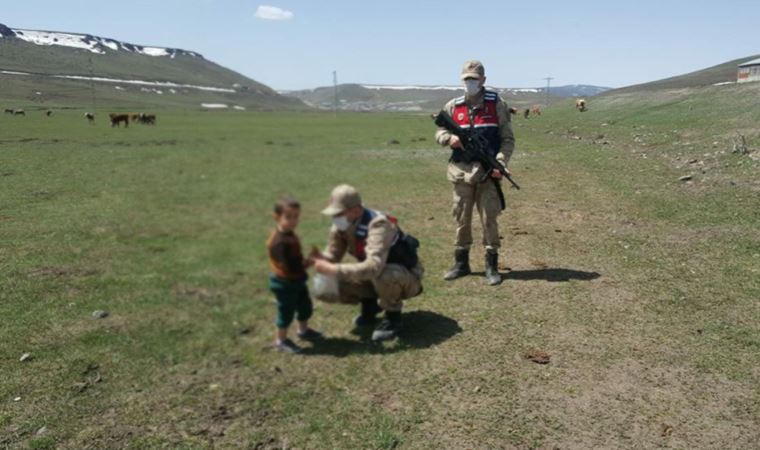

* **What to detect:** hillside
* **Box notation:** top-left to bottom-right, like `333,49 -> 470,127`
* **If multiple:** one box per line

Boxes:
0,24 -> 304,110
285,83 -> 609,112
604,54 -> 760,94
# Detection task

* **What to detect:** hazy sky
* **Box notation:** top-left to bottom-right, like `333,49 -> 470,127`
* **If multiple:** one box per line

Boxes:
3,0 -> 759,90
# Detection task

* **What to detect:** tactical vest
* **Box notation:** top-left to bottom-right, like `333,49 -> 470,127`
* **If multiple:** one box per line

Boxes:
354,208 -> 418,269
450,90 -> 501,163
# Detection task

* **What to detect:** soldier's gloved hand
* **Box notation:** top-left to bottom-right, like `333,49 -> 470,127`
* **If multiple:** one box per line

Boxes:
449,135 -> 463,150
491,169 -> 503,179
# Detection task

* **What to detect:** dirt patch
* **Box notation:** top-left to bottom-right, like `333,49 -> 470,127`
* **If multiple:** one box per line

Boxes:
524,350 -> 551,364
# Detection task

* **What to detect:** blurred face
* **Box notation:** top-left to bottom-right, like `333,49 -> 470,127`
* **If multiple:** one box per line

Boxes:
463,76 -> 486,96
275,206 -> 300,232
332,205 -> 363,231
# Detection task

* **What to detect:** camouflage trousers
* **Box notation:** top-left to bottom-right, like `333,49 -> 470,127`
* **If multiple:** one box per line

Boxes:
316,263 -> 424,312
451,179 -> 502,252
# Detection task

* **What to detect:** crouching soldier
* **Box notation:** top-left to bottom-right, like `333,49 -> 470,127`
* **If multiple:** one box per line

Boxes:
313,184 -> 424,341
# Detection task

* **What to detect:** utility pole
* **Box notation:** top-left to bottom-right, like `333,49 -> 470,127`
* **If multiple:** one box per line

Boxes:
543,76 -> 553,107
332,70 -> 338,115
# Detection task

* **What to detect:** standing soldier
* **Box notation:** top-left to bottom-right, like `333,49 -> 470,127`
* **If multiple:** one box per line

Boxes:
435,60 -> 516,286
313,184 -> 424,341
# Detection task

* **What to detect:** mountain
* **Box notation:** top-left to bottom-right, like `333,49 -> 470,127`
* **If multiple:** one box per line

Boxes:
604,55 -> 760,94
283,84 -> 610,112
545,84 -> 611,97
0,23 -> 304,110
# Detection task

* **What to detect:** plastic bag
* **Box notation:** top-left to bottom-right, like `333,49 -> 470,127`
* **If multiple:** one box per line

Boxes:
312,273 -> 340,301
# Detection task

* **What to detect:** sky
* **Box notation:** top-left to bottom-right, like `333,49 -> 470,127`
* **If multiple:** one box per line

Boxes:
3,0 -> 760,90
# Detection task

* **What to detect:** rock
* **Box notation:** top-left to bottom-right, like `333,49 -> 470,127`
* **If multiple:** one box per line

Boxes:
92,310 -> 109,319
387,139 -> 400,145
687,159 -> 698,164
19,353 -> 32,362
13,397 -> 21,402
36,426 -> 47,436
678,175 -> 693,182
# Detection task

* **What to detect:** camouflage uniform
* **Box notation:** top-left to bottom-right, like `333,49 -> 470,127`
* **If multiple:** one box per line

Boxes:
435,89 -> 515,252
320,213 -> 424,312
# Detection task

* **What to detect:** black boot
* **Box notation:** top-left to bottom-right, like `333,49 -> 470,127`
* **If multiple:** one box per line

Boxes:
372,311 -> 402,342
485,252 -> 502,286
353,298 -> 382,327
444,248 -> 471,281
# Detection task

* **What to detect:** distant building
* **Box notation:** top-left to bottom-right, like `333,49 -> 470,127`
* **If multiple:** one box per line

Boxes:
737,58 -> 760,83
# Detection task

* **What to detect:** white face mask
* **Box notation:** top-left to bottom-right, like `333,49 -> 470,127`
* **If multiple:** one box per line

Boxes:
464,79 -> 481,96
332,215 -> 351,231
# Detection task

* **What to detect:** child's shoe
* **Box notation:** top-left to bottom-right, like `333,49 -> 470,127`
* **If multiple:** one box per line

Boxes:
275,338 -> 302,353
297,328 -> 324,341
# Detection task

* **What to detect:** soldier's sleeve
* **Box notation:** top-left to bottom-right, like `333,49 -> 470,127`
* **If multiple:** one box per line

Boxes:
322,226 -> 347,263
335,218 -> 393,282
496,98 -> 516,166
435,99 -> 457,146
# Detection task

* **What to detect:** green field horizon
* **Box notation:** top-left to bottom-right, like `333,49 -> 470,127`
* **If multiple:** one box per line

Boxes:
1,79 -> 759,448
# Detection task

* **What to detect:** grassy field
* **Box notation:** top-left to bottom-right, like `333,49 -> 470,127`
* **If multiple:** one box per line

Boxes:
1,83 -> 759,449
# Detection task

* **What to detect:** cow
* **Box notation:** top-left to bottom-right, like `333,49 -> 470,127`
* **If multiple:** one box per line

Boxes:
46,110 -> 53,117
138,113 -> 156,125
109,113 -> 129,127
576,98 -> 587,112
130,113 -> 140,122
530,105 -> 542,117
523,108 -> 530,119
84,112 -> 95,124
13,109 -> 25,116
4,108 -> 14,114
508,107 -> 518,116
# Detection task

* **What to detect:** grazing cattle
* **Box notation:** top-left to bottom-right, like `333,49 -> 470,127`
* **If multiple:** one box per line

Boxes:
130,113 -> 140,122
14,109 -> 25,116
508,107 -> 518,116
530,105 -> 542,117
109,113 -> 129,127
46,110 -> 53,117
84,112 -> 95,124
576,99 -> 587,112
138,113 -> 156,125
4,108 -> 14,114
523,108 -> 530,119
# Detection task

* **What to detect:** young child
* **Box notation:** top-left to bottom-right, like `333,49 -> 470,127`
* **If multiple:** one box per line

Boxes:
266,196 -> 323,353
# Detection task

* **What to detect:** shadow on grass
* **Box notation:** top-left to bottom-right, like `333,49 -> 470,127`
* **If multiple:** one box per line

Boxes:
503,268 -> 601,282
301,310 -> 462,357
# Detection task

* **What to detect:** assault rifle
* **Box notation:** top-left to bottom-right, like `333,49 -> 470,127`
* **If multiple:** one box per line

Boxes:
433,110 -> 520,209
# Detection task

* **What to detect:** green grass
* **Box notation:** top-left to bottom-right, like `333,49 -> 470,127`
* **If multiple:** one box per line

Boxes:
1,83 -> 759,448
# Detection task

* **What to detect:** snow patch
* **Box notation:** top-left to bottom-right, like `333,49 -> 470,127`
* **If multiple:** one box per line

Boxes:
713,81 -> 735,86
202,103 -> 228,109
1,70 -> 31,76
4,27 -> 203,58
362,84 -> 462,91
233,105 -> 246,110
52,74 -> 236,93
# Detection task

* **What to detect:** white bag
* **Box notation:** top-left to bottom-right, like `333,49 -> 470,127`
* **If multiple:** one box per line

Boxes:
312,273 -> 340,301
